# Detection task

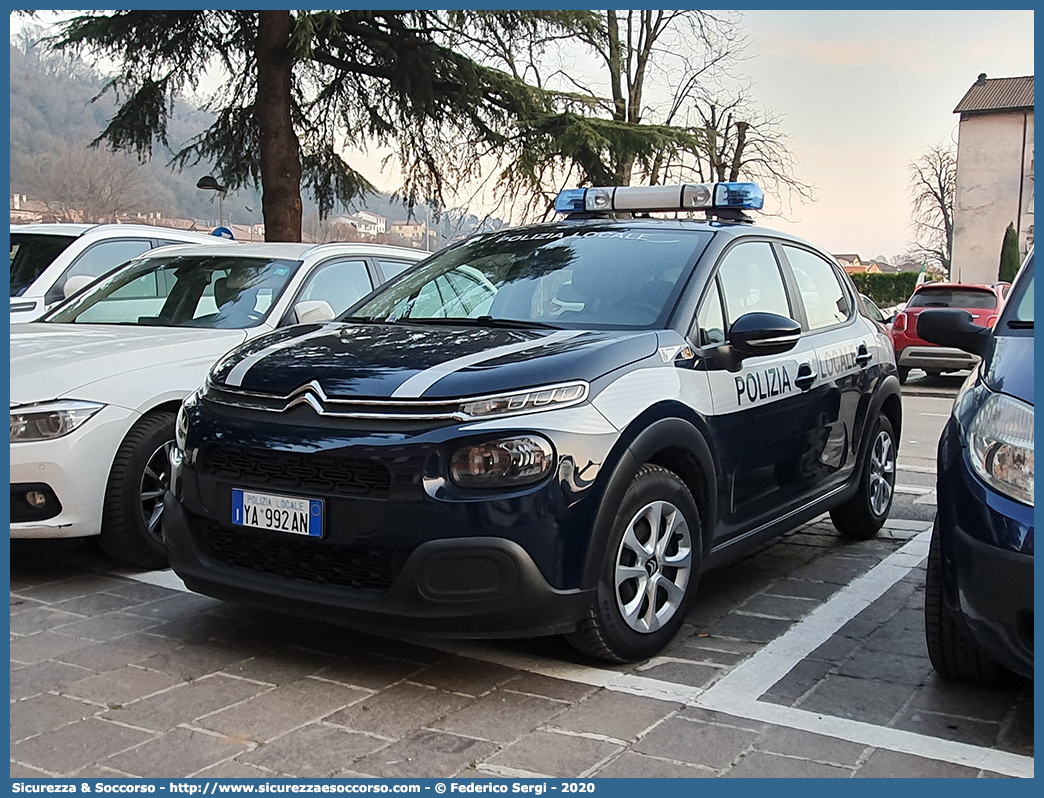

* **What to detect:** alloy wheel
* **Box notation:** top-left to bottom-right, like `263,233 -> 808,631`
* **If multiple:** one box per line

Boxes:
868,429 -> 896,516
613,500 -> 693,633
139,440 -> 173,541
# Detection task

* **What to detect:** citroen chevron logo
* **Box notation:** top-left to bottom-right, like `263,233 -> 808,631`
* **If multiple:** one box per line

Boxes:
283,380 -> 327,414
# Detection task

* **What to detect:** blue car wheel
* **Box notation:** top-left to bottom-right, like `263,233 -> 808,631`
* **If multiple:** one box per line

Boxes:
924,518 -> 1001,683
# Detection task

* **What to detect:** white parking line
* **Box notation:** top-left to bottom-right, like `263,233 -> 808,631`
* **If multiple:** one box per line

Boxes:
895,484 -> 934,495
897,464 -> 936,474
702,531 -> 932,699
115,523 -> 1032,777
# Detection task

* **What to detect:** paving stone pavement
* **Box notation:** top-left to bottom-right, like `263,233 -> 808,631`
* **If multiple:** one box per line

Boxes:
9,518 -> 1032,779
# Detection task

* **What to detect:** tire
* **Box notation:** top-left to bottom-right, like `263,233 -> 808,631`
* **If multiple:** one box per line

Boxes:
98,411 -> 175,569
924,519 -> 1000,682
897,366 -> 911,384
567,464 -> 702,662
829,415 -> 896,540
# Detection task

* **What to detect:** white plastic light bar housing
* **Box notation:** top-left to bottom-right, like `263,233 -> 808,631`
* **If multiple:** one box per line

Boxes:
554,182 -> 763,214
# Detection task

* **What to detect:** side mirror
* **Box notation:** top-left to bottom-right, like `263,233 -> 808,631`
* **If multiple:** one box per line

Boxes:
63,274 -> 95,300
728,312 -> 802,358
294,299 -> 335,325
916,309 -> 991,356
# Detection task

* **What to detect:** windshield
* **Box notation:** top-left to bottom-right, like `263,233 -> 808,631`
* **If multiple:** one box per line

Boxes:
1001,252 -> 1033,326
348,225 -> 712,330
46,253 -> 301,328
907,286 -> 997,309
10,233 -> 77,297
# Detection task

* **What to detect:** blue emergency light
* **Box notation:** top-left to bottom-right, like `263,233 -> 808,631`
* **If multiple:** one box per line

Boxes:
554,182 -> 764,215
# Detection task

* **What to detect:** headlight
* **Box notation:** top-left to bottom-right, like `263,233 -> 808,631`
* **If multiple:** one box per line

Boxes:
10,400 -> 105,442
449,435 -> 554,489
175,393 -> 194,451
968,392 -> 1034,506
458,382 -> 588,419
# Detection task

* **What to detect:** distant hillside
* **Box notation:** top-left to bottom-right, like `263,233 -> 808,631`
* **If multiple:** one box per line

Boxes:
9,37 -> 502,237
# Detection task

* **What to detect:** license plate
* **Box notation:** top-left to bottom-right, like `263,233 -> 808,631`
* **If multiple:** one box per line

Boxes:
231,489 -> 323,537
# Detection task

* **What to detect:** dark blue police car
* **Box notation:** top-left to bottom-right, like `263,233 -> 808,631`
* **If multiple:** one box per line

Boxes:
164,183 -> 902,662
919,250 -> 1033,682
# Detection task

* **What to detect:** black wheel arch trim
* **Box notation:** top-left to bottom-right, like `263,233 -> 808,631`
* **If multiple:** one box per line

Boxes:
855,376 -> 902,480
580,404 -> 718,590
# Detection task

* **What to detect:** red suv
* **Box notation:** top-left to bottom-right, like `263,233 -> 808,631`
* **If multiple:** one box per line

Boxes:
891,282 -> 1007,383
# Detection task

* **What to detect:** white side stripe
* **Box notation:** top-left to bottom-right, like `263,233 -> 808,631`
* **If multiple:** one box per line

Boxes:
225,327 -> 334,387
391,330 -> 584,398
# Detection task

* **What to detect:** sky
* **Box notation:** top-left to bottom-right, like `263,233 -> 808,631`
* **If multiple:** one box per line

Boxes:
344,9 -> 1035,258
9,10 -> 1035,259
738,9 -> 1034,259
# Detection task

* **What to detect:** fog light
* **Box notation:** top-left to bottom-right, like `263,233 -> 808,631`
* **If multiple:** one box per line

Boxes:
449,436 -> 554,489
25,490 -> 48,508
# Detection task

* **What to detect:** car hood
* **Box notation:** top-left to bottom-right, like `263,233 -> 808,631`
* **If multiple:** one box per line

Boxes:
982,332 -> 1034,406
210,322 -> 659,399
10,324 -> 250,405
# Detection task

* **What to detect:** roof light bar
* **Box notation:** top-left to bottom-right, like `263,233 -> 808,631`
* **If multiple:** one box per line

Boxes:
553,182 -> 763,215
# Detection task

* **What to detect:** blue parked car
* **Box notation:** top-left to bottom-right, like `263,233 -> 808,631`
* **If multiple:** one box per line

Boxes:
918,250 -> 1033,682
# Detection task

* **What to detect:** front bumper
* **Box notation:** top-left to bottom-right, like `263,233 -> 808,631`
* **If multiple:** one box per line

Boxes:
896,345 -> 979,372
937,417 -> 1034,680
164,398 -> 621,637
9,404 -> 137,538
950,522 -> 1033,679
163,491 -> 594,637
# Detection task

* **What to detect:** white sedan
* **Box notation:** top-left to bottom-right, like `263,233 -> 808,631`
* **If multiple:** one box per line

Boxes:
10,241 -> 425,567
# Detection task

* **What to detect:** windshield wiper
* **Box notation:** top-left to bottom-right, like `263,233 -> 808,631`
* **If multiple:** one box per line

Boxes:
403,316 -> 560,330
1007,319 -> 1034,329
339,315 -> 390,323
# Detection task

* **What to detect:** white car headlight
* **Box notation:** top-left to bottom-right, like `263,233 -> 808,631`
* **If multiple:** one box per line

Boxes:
968,392 -> 1034,506
10,400 -> 105,443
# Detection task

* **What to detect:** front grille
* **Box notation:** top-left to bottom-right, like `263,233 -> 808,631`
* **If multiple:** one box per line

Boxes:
195,518 -> 407,591
198,444 -> 390,498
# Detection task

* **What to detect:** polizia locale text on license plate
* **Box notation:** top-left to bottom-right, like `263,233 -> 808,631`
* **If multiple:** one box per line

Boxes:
232,489 -> 323,537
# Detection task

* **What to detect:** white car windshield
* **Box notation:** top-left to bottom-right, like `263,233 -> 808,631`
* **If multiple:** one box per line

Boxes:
46,254 -> 301,328
10,233 -> 78,297
347,224 -> 712,330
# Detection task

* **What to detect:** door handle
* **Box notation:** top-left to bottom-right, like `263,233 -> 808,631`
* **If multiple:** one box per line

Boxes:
855,344 -> 871,368
795,362 -> 816,391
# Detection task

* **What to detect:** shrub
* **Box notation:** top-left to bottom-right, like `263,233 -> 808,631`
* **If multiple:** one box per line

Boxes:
999,222 -> 1020,282
850,272 -> 920,306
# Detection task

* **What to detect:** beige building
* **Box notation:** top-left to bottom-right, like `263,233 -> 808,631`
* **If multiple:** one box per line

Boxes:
390,220 -> 435,250
950,73 -> 1034,283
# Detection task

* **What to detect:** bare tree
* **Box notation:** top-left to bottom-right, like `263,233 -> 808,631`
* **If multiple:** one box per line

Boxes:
451,11 -> 812,218
648,85 -> 814,211
909,141 -> 956,275
302,213 -> 364,244
26,144 -> 155,223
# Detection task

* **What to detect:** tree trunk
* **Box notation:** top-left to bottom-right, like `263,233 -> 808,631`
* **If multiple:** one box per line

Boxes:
256,10 -> 302,242
728,121 -> 748,182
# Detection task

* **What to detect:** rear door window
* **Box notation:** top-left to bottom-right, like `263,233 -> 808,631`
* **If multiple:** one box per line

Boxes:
783,245 -> 853,330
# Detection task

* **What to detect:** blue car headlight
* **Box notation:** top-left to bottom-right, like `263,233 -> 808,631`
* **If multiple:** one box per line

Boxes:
449,435 -> 554,489
968,392 -> 1034,506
